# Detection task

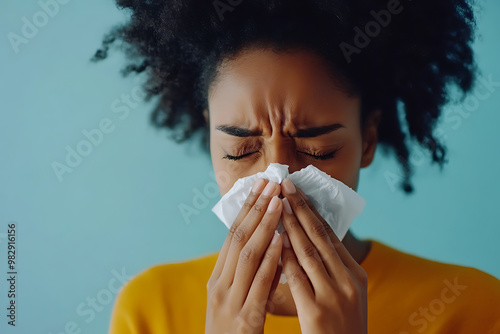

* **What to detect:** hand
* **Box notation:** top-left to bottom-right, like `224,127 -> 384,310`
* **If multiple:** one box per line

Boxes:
206,178 -> 284,334
280,178 -> 368,334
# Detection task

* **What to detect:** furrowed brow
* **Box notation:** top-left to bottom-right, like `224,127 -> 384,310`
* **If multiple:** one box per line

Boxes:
215,123 -> 344,138
215,125 -> 262,137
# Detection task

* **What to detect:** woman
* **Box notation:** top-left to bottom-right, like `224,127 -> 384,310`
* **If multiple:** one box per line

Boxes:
93,0 -> 500,333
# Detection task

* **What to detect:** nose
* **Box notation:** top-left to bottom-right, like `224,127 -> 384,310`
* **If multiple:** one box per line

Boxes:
262,137 -> 302,175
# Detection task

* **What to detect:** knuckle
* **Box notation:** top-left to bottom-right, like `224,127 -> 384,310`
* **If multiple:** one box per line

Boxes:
252,202 -> 266,214
228,223 -> 238,236
357,267 -> 369,286
239,246 -> 255,264
232,227 -> 247,244
208,287 -> 225,308
309,223 -> 328,239
285,217 -> 301,231
254,270 -> 272,283
323,223 -> 335,237
344,277 -> 357,292
242,200 -> 254,212
287,270 -> 307,285
241,307 -> 266,327
206,277 -> 215,291
301,243 -> 319,260
295,197 -> 308,209
346,288 -> 361,303
341,276 -> 363,301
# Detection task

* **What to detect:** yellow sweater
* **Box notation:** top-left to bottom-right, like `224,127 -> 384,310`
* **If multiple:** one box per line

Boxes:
109,240 -> 500,333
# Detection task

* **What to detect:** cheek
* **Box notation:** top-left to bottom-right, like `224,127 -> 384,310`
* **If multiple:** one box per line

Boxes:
325,134 -> 363,190
211,156 -> 252,196
335,149 -> 362,189
210,135 -> 233,196
210,135 -> 265,196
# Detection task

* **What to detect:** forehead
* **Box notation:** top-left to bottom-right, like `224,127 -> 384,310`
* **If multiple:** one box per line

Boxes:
208,47 -> 360,128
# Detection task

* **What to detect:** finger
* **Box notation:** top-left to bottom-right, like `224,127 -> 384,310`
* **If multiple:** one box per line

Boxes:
296,186 -> 360,271
219,181 -> 281,288
267,263 -> 282,305
211,178 -> 269,282
281,197 -> 331,287
282,179 -> 348,278
280,232 -> 314,306
231,196 -> 283,305
245,230 -> 283,307
209,236 -> 232,288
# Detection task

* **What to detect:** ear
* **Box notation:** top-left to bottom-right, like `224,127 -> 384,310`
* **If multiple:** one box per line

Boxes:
360,109 -> 381,168
203,109 -> 209,123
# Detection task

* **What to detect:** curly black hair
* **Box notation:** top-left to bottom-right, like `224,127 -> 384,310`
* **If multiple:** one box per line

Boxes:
92,0 -> 477,193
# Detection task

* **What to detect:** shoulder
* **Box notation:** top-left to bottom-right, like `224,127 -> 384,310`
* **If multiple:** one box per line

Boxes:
109,252 -> 219,333
366,240 -> 500,332
117,251 -> 219,302
370,240 -> 500,287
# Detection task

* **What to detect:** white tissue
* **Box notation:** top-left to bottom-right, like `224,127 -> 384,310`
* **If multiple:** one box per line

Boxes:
211,163 -> 366,283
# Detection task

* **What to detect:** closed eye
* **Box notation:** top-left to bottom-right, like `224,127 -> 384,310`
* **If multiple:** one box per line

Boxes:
222,149 -> 340,161
222,151 -> 257,161
298,150 -> 339,160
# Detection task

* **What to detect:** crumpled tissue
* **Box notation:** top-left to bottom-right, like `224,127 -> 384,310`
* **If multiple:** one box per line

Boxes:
211,163 -> 366,283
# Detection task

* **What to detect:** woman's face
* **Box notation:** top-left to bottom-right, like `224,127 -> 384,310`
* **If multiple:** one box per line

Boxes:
207,47 -> 380,196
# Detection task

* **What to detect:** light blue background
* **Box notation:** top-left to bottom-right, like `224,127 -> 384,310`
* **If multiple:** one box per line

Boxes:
1,0 -> 499,333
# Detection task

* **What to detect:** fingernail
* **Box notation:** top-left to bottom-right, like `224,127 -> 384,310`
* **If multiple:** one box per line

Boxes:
262,181 -> 276,197
251,178 -> 266,194
271,230 -> 280,245
282,197 -> 293,214
267,196 -> 280,212
282,232 -> 291,248
282,178 -> 296,194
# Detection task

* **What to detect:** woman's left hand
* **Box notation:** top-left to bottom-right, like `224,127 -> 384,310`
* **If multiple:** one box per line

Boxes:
280,177 -> 368,334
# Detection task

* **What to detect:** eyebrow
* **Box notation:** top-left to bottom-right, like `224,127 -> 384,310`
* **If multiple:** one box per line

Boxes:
215,123 -> 344,138
215,125 -> 262,137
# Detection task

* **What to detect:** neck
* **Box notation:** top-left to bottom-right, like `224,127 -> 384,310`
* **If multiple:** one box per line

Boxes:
342,230 -> 372,264
268,230 -> 371,316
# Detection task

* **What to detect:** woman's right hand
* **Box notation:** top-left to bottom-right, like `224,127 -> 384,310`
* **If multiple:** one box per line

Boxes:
205,178 -> 284,334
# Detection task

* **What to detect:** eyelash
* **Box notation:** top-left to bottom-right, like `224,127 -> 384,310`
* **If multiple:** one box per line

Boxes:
222,148 -> 340,161
301,150 -> 339,160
